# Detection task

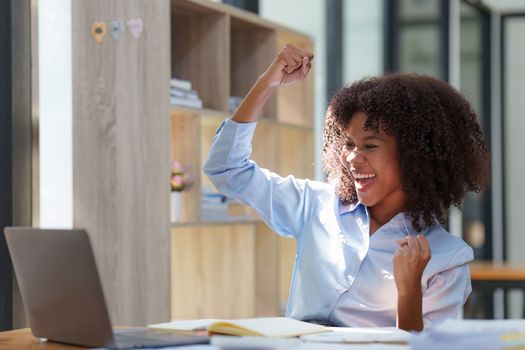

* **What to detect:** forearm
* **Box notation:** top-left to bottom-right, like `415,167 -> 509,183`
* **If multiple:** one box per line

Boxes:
397,289 -> 424,331
232,75 -> 277,123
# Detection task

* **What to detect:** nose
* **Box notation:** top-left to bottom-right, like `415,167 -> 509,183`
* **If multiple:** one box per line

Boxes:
345,147 -> 364,164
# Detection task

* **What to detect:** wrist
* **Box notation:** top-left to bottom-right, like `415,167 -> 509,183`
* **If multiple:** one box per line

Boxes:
397,285 -> 422,299
257,72 -> 280,89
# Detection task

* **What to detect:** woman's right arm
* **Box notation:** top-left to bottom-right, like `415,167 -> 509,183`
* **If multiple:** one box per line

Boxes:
204,45 -> 317,238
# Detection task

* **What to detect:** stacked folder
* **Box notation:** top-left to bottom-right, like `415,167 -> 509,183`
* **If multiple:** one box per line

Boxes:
170,77 -> 203,109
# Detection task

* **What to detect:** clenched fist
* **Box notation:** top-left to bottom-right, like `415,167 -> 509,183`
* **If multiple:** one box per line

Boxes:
393,234 -> 431,296
261,44 -> 314,87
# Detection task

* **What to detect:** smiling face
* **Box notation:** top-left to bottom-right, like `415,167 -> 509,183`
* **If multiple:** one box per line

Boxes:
341,112 -> 406,217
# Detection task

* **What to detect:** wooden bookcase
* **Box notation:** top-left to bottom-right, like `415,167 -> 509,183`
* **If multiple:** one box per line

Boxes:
170,0 -> 314,319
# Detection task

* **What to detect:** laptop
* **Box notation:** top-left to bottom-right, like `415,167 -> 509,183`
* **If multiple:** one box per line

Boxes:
4,227 -> 210,349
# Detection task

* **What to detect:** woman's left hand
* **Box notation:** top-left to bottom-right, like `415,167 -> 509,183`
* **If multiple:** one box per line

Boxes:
393,235 -> 431,295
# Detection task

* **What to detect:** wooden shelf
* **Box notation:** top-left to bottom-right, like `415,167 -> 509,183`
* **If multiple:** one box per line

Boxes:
171,224 -> 257,319
278,126 -> 314,179
170,105 -> 228,118
231,17 -> 277,119
170,110 -> 201,223
275,31 -> 314,127
169,0 -> 314,319
171,0 -> 229,111
172,218 -> 263,228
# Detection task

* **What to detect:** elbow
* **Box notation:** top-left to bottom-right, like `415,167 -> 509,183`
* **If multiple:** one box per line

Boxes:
202,161 -> 233,196
203,158 -> 215,177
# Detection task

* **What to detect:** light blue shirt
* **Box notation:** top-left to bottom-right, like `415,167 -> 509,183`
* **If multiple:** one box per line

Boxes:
204,118 -> 474,328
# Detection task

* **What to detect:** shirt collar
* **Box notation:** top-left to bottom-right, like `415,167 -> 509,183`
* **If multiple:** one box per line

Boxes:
338,200 -> 363,214
338,198 -> 429,236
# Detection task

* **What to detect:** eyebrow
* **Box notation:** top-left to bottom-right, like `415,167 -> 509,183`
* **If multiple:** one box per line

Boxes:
345,135 -> 386,142
364,135 -> 385,141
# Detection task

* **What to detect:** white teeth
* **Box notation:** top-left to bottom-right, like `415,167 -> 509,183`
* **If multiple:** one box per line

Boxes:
354,173 -> 376,179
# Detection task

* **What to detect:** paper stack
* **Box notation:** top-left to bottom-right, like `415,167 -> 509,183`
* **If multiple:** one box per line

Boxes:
201,191 -> 228,221
411,319 -> 525,350
170,77 -> 203,109
201,188 -> 255,222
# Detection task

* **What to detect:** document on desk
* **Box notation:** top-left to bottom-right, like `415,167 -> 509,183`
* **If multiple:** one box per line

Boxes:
429,318 -> 525,334
300,327 -> 411,344
211,336 -> 409,350
411,319 -> 525,350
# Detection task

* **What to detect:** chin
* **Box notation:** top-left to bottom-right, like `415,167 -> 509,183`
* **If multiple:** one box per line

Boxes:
356,195 -> 377,207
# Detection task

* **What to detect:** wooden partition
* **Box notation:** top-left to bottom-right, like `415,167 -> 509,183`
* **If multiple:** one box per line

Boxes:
72,0 -> 171,326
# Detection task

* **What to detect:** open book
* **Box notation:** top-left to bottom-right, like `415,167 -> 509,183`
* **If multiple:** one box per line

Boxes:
148,317 -> 329,338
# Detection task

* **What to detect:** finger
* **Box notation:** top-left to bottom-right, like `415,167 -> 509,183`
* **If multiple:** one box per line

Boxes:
287,51 -> 305,69
304,51 -> 314,61
281,54 -> 298,73
285,45 -> 310,64
417,234 -> 431,259
396,237 -> 409,246
300,56 -> 311,77
407,236 -> 420,253
398,245 -> 410,256
294,46 -> 314,61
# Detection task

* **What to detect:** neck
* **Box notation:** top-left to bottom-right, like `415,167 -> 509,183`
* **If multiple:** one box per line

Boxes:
369,204 -> 404,227
368,190 -> 406,235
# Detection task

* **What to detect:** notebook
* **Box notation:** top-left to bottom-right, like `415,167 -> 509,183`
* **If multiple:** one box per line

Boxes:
148,317 -> 329,338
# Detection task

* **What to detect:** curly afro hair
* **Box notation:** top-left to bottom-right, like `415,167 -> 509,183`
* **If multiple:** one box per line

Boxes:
322,73 -> 490,232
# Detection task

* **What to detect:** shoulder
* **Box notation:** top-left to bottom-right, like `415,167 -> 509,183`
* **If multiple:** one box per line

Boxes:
302,178 -> 334,193
424,224 -> 474,274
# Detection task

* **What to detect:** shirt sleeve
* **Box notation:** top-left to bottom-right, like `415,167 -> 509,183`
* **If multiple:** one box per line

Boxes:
422,247 -> 473,327
203,118 -> 315,239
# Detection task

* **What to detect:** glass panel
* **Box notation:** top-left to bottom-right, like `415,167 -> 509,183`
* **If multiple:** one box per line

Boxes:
343,0 -> 383,84
398,0 -> 441,77
504,15 -> 525,318
459,2 -> 489,260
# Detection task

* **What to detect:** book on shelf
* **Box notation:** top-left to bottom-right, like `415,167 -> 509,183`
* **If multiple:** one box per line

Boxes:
171,87 -> 200,100
170,77 -> 192,91
170,96 -> 203,109
201,192 -> 256,221
148,317 -> 329,338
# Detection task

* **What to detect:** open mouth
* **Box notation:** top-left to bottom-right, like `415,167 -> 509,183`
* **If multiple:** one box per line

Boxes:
353,173 -> 376,192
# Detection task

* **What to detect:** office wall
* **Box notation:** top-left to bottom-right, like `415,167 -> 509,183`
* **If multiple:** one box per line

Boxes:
504,16 -> 525,318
